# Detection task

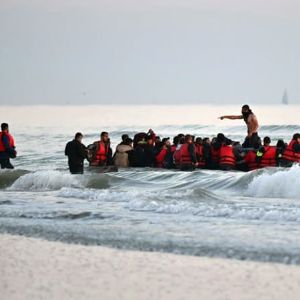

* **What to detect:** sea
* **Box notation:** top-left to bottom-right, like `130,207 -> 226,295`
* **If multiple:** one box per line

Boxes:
1,104 -> 300,264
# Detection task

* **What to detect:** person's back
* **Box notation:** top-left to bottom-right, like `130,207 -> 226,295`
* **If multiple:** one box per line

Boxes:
219,144 -> 236,171
65,132 -> 87,174
257,137 -> 277,168
114,139 -> 133,168
0,123 -> 17,169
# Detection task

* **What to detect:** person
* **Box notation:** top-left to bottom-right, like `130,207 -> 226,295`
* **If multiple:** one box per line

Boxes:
219,104 -> 260,148
256,136 -> 277,168
281,133 -> 300,167
175,134 -> 197,171
89,132 -> 112,167
195,137 -> 206,168
155,137 -> 173,168
65,132 -> 87,174
218,140 -> 236,171
202,137 -> 212,169
0,123 -> 17,169
275,139 -> 286,167
113,137 -> 134,168
243,142 -> 261,171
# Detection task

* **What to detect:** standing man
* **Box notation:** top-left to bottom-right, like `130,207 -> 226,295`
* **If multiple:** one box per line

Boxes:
0,123 -> 17,169
65,132 -> 87,174
219,104 -> 260,148
89,132 -> 112,166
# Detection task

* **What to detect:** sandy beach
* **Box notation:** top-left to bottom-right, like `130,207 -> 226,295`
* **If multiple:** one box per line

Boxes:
1,234 -> 300,300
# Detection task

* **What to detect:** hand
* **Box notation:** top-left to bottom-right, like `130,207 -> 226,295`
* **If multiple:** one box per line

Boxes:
219,116 -> 224,120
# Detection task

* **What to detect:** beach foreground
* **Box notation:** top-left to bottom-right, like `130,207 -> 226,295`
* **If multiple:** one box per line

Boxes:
1,234 -> 300,300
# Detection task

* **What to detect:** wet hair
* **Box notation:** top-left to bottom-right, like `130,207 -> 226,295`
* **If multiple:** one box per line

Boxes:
293,133 -> 300,140
101,131 -> 108,137
276,139 -> 285,149
195,137 -> 202,144
173,136 -> 179,146
263,136 -> 271,145
122,134 -> 129,142
1,123 -> 8,131
242,104 -> 250,111
75,132 -> 83,139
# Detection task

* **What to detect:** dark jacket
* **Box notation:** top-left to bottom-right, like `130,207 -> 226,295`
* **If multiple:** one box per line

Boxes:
65,139 -> 87,169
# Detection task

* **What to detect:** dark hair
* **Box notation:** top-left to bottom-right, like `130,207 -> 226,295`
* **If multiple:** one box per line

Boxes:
124,137 -> 133,145
122,134 -> 129,142
216,133 -> 225,143
185,134 -> 192,143
75,132 -> 83,139
263,136 -> 271,145
195,137 -> 202,144
1,123 -> 8,131
101,131 -> 108,137
293,133 -> 300,140
276,139 -> 285,149
173,136 -> 179,146
242,104 -> 250,110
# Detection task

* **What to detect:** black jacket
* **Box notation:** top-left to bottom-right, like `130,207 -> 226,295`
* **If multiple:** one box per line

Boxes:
65,139 -> 87,167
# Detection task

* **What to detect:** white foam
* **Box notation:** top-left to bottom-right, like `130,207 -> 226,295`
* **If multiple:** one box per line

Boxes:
8,170 -> 84,191
246,165 -> 300,199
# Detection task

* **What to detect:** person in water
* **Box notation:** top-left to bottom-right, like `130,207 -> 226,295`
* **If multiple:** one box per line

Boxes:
65,132 -> 87,174
0,123 -> 17,169
89,131 -> 112,167
219,104 -> 260,148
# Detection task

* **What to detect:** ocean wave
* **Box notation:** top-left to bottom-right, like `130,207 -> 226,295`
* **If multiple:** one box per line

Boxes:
7,170 -> 110,191
0,169 -> 30,189
245,165 -> 300,199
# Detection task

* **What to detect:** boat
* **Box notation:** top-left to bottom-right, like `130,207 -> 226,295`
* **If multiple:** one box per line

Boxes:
282,89 -> 289,105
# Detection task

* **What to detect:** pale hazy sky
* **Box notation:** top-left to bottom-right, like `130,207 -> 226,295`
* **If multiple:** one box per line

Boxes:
1,0 -> 299,105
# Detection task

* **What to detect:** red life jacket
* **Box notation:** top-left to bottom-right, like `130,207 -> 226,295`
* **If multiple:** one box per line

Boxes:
260,146 -> 277,167
219,145 -> 236,167
0,132 -> 15,152
195,144 -> 205,168
244,151 -> 259,171
282,140 -> 300,162
171,145 -> 177,154
177,143 -> 193,166
156,148 -> 168,168
211,147 -> 220,164
91,142 -> 108,166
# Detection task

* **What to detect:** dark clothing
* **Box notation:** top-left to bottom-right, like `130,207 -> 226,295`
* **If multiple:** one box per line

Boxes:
65,139 -> 87,174
188,144 -> 197,164
132,145 -> 147,167
144,145 -> 156,167
0,133 -> 16,169
242,132 -> 261,148
202,144 -> 212,168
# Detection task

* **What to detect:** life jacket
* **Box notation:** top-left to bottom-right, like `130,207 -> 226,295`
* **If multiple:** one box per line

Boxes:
177,143 -> 194,167
171,145 -> 177,154
195,144 -> 205,168
173,145 -> 182,166
259,146 -> 277,168
0,132 -> 15,152
211,146 -> 220,164
156,148 -> 168,168
91,142 -> 108,166
282,140 -> 300,163
219,145 -> 236,167
244,151 -> 259,171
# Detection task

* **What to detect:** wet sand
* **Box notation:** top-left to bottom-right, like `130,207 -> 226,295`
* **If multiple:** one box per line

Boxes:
1,234 -> 300,300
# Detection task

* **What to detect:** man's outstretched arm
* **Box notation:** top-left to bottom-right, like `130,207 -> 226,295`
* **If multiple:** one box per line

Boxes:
219,115 -> 243,120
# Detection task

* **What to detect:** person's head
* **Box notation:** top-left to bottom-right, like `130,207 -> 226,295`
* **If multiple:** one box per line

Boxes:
177,133 -> 184,139
121,134 -> 129,142
155,136 -> 161,143
146,135 -> 154,145
162,137 -> 171,147
203,137 -> 211,145
241,104 -> 253,118
263,136 -> 271,146
1,123 -> 9,132
195,137 -> 202,145
179,137 -> 185,144
100,131 -> 109,143
276,139 -> 285,149
173,136 -> 179,146
75,132 -> 83,142
217,133 -> 225,143
185,134 -> 193,144
124,137 -> 133,146
293,133 -> 300,143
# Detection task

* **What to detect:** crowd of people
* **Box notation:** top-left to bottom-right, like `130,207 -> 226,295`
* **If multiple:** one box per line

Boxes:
64,129 -> 300,174
1,104 -> 300,174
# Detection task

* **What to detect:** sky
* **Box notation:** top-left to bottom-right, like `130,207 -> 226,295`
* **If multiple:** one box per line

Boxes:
0,0 -> 300,105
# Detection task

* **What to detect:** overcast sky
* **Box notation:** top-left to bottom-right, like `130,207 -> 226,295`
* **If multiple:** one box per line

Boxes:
1,0 -> 299,105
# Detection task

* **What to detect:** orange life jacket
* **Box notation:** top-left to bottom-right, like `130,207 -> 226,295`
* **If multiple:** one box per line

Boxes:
282,140 -> 300,162
211,146 -> 220,164
176,143 -> 193,166
259,146 -> 277,167
244,151 -> 259,171
0,132 -> 15,152
156,148 -> 168,168
219,145 -> 236,167
195,144 -> 205,168
91,142 -> 108,166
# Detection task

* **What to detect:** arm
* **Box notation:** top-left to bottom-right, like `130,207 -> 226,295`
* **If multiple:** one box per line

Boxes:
2,135 -> 16,158
219,115 -> 243,120
188,144 -> 197,164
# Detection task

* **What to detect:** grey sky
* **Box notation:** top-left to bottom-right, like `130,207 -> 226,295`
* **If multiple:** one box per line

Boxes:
1,0 -> 300,105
